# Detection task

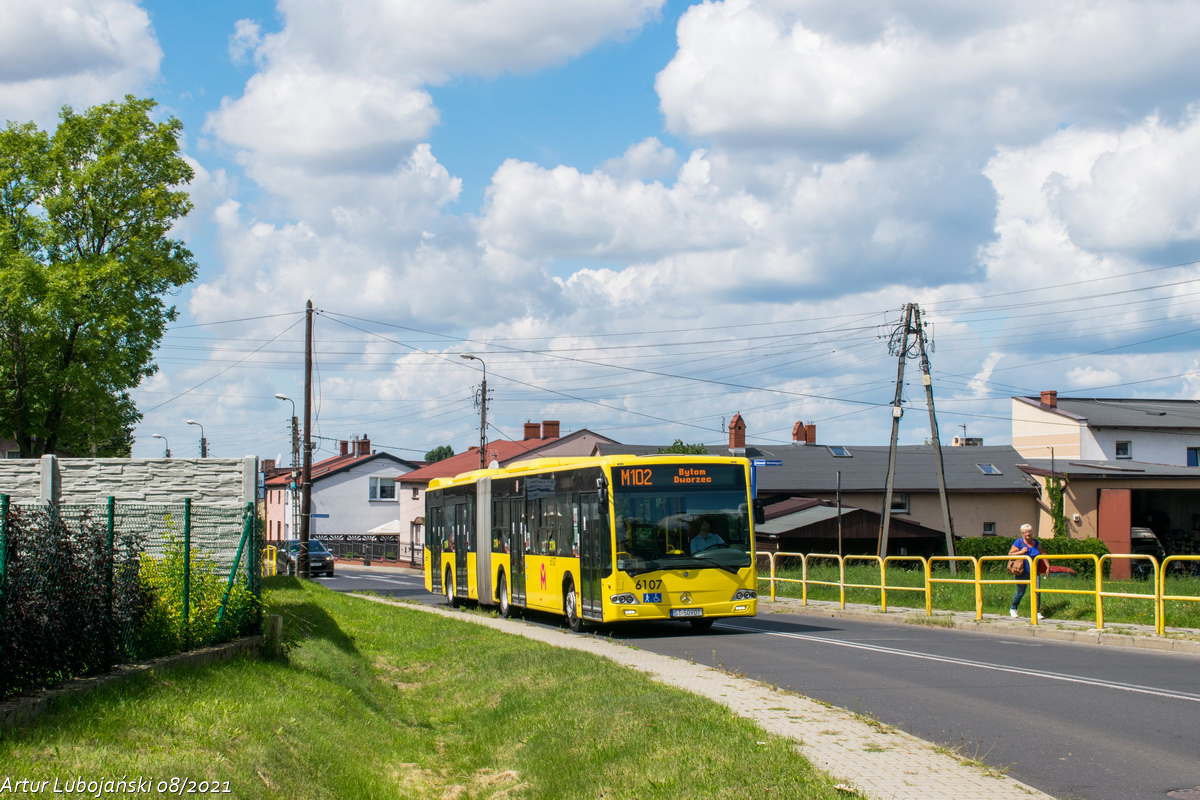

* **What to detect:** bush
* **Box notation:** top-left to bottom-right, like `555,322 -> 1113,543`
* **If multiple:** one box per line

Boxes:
135,533 -> 261,659
0,506 -> 148,697
955,534 -> 1110,577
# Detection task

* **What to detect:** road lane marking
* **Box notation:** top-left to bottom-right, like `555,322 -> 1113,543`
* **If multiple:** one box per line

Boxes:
720,622 -> 1200,704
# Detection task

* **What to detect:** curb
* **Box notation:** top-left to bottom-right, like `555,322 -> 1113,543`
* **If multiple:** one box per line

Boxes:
0,635 -> 263,731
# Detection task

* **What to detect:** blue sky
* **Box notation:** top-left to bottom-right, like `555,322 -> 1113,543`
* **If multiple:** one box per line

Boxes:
4,0 -> 1200,461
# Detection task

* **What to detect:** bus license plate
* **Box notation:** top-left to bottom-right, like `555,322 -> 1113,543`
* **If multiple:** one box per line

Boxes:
670,608 -> 703,618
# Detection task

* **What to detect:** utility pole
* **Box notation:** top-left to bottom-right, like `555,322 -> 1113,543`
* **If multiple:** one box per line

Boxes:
298,300 -> 314,578
878,303 -> 956,571
913,305 -> 956,566
274,393 -> 301,539
879,303 -> 914,558
460,353 -> 488,470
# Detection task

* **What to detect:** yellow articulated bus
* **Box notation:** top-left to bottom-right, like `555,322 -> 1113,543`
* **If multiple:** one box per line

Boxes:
423,454 -> 761,632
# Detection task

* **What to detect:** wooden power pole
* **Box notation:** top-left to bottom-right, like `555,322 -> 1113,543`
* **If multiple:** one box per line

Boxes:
298,300 -> 314,578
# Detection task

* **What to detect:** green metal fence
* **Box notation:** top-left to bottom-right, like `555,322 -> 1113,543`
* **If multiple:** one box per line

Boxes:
0,496 -> 262,699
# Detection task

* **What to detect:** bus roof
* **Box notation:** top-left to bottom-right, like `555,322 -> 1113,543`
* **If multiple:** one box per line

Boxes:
426,453 -> 750,490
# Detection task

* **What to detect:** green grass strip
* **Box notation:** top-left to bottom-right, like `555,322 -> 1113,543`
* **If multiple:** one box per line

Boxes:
1,578 -> 862,800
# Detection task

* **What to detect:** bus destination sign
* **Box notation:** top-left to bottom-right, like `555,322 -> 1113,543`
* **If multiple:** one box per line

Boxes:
615,464 -> 743,489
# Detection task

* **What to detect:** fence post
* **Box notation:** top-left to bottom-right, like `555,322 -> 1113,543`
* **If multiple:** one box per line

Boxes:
105,496 -> 115,667
0,495 -> 8,601
183,497 -> 191,650
218,502 -> 255,628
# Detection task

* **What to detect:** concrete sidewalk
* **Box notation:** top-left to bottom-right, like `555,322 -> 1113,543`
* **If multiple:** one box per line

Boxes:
358,593 -> 1060,800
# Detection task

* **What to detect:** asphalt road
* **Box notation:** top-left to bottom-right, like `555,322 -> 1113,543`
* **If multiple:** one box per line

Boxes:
324,567 -> 1200,800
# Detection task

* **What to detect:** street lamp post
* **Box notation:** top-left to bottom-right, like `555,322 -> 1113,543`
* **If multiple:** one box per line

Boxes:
275,393 -> 300,540
151,433 -> 170,458
460,353 -> 488,470
186,419 -> 207,457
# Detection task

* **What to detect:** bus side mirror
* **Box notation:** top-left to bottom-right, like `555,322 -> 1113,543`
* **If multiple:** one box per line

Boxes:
753,499 -> 765,526
596,476 -> 608,506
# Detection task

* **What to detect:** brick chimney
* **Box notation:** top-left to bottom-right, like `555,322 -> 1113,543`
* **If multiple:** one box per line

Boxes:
791,422 -> 817,445
1040,390 -> 1058,408
728,413 -> 746,456
356,435 -> 370,456
339,440 -> 349,456
542,420 -> 560,439
524,422 -> 540,440
262,458 -> 276,475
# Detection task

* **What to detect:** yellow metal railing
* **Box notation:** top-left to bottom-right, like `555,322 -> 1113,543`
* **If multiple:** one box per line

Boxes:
263,545 -> 278,577
757,550 -> 1199,636
928,556 -> 977,618
881,556 -> 928,613
1159,555 -> 1200,635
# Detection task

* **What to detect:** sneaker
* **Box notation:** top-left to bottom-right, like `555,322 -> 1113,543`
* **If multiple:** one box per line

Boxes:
1009,608 -> 1018,618
1037,613 -> 1045,620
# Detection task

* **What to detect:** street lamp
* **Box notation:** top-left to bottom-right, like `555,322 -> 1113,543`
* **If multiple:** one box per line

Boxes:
186,419 -> 207,457
151,433 -> 170,458
460,353 -> 488,470
275,393 -> 300,540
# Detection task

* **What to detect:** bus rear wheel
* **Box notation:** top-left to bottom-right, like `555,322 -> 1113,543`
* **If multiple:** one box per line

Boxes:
497,574 -> 512,618
445,569 -> 460,608
564,580 -> 583,633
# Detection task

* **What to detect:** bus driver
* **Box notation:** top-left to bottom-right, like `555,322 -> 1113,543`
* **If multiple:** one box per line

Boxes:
691,520 -> 725,553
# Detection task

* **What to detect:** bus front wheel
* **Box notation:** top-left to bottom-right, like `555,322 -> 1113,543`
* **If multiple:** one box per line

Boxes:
564,580 -> 583,633
690,618 -> 715,631
445,569 -> 460,608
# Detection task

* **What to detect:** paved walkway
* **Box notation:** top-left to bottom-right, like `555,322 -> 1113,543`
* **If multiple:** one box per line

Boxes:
359,591 -> 1067,800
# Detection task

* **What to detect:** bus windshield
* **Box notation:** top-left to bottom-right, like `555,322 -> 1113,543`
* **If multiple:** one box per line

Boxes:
611,463 -> 752,577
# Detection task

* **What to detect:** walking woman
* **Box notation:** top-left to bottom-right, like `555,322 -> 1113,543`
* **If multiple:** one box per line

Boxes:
1008,523 -> 1047,619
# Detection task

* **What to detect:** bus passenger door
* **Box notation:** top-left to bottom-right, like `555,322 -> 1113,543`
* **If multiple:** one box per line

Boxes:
508,498 -> 527,606
579,492 -> 603,619
454,501 -> 470,600
428,504 -> 443,594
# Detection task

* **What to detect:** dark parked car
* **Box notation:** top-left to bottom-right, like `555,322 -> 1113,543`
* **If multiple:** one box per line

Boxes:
277,539 -> 335,577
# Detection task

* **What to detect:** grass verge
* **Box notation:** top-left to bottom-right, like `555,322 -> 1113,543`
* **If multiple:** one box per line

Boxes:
0,577 -> 863,800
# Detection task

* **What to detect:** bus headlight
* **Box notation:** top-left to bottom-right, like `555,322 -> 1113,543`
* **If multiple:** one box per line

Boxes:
610,593 -> 639,605
731,589 -> 758,601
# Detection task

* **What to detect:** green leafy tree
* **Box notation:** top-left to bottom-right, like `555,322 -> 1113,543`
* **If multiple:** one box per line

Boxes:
1046,475 -> 1068,538
658,439 -> 710,455
0,96 -> 196,456
425,444 -> 454,462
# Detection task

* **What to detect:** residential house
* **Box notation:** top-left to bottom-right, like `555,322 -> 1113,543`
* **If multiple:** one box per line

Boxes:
1012,391 -> 1200,576
594,414 -> 1041,556
1013,391 -> 1200,465
263,435 -> 421,560
393,421 -> 619,566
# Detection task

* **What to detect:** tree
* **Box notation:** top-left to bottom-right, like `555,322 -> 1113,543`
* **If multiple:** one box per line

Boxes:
658,439 -> 710,455
424,445 -> 454,463
0,96 -> 196,457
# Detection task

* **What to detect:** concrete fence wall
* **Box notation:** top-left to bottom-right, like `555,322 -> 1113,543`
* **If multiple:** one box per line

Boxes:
0,455 -> 258,505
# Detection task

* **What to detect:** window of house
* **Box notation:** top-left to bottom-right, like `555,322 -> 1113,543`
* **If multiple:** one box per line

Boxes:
1188,447 -> 1199,467
369,477 -> 396,500
889,493 -> 909,514
5,450 -> 21,459
1115,441 -> 1132,459
411,486 -> 420,500
827,445 -> 852,457
983,522 -> 996,536
976,464 -> 1002,475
